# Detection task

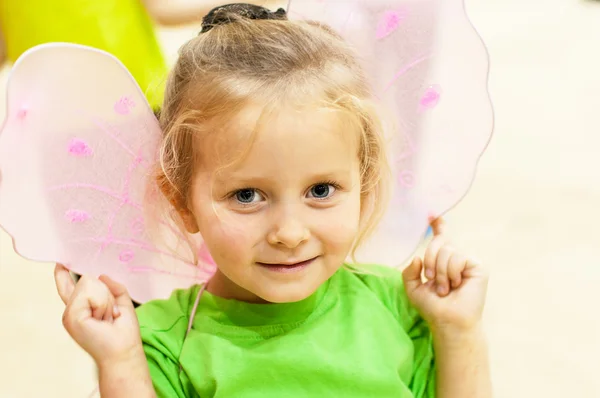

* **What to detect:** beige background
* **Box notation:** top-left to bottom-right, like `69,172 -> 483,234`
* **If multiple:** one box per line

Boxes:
1,0 -> 599,397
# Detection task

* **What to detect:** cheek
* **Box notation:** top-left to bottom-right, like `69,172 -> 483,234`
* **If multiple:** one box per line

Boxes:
194,204 -> 259,265
315,195 -> 361,250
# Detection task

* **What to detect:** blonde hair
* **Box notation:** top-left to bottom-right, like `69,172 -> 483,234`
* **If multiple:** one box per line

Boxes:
155,11 -> 390,263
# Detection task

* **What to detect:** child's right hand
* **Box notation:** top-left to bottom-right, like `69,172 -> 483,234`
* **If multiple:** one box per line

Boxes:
54,264 -> 144,367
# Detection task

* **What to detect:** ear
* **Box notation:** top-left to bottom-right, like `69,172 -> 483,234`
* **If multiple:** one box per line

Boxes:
157,175 -> 200,234
178,207 -> 200,234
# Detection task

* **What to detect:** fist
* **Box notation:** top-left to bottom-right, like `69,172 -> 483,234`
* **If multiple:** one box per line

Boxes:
402,218 -> 489,332
54,264 -> 143,366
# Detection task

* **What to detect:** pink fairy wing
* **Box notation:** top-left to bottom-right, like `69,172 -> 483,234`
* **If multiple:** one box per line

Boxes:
288,0 -> 493,266
0,44 -> 214,303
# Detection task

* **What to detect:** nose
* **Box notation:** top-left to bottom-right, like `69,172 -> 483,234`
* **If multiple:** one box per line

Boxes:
267,208 -> 310,249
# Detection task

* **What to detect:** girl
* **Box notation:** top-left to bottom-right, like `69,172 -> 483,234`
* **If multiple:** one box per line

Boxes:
53,4 -> 491,397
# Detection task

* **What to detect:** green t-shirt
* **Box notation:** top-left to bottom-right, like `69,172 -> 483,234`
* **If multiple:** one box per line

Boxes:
136,265 -> 436,397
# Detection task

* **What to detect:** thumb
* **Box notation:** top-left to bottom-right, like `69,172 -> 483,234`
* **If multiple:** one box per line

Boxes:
54,263 -> 76,305
462,257 -> 489,280
402,257 -> 424,293
98,275 -> 134,309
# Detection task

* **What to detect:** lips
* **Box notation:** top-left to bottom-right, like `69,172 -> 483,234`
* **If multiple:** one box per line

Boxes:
256,257 -> 318,273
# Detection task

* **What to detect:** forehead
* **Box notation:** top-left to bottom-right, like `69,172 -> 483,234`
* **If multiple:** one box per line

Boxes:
199,103 -> 361,174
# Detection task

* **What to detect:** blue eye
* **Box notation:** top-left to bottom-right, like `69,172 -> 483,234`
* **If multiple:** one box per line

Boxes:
235,189 -> 259,203
309,183 -> 335,199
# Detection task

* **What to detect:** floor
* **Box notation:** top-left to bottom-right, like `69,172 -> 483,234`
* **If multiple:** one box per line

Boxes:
0,0 -> 599,397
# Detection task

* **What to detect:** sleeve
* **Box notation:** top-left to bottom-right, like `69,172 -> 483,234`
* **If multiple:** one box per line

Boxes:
144,343 -> 188,398
143,340 -> 188,398
355,265 -> 436,397
395,275 -> 436,398
405,312 -> 436,398
136,287 -> 200,398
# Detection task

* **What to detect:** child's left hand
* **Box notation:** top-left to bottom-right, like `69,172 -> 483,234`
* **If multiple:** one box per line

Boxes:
402,217 -> 489,334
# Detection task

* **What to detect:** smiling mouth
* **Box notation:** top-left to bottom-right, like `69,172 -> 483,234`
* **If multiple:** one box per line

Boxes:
256,257 -> 318,273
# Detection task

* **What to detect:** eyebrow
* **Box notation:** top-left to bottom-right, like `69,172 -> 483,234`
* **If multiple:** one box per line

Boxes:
215,170 -> 353,186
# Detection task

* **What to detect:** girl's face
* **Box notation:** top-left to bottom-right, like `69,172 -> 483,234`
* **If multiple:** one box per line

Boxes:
187,105 -> 362,303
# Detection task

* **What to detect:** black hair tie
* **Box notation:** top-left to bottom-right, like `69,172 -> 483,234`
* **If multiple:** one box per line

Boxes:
200,3 -> 288,33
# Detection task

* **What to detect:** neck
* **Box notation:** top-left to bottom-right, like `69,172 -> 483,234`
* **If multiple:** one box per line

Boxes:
206,268 -> 269,303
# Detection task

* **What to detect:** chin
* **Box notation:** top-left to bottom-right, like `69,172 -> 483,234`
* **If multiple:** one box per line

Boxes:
256,284 -> 319,304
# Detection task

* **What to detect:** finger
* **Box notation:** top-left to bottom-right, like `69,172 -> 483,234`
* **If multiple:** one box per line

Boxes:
99,274 -> 134,309
429,216 -> 446,237
54,263 -> 76,305
113,304 -> 121,319
447,252 -> 466,289
104,292 -> 115,323
435,246 -> 453,296
424,235 -> 445,280
71,276 -> 111,321
402,257 -> 424,293
90,295 -> 109,321
463,257 -> 488,279
99,275 -> 127,319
